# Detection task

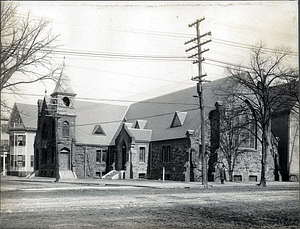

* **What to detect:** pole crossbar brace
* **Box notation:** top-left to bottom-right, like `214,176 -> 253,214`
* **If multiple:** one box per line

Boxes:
185,39 -> 212,52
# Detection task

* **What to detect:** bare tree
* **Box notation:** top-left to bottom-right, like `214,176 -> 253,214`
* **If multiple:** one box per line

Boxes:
216,97 -> 256,182
225,42 -> 298,187
1,2 -> 60,111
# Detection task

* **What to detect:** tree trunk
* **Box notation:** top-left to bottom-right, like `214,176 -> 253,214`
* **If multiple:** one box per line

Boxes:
259,120 -> 271,187
228,170 -> 233,182
227,157 -> 233,181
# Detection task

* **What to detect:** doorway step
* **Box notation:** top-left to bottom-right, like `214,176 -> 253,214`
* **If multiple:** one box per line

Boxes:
102,170 -> 126,179
59,170 -> 77,180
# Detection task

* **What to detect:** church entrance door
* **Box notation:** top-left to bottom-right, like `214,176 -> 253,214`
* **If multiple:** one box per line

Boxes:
59,149 -> 70,171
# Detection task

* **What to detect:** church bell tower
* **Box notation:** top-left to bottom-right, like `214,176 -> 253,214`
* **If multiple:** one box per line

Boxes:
50,64 -> 77,179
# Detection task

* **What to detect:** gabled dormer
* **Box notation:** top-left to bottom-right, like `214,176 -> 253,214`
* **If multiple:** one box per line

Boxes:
92,124 -> 106,136
134,120 -> 147,129
170,111 -> 187,128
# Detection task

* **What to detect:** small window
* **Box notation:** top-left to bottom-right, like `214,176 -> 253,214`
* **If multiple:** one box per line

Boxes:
170,112 -> 187,128
14,135 -> 26,146
62,97 -> 70,107
31,155 -> 34,167
10,155 -> 14,167
96,150 -> 101,163
96,150 -> 106,163
17,155 -> 25,167
139,147 -> 146,163
139,173 -> 146,179
234,175 -> 242,181
249,175 -> 257,182
162,146 -> 171,163
92,125 -> 106,135
62,121 -> 69,137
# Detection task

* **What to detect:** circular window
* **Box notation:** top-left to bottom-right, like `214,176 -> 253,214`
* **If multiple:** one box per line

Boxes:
62,97 -> 70,107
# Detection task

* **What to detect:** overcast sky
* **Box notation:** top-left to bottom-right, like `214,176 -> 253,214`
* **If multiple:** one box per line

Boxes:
4,1 -> 298,109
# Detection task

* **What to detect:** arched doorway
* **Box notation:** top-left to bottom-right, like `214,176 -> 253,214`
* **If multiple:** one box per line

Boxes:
59,148 -> 70,170
122,143 -> 127,170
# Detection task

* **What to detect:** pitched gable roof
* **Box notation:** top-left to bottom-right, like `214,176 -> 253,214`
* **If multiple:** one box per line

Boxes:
9,103 -> 37,131
74,100 -> 128,146
119,123 -> 152,143
125,77 -> 229,141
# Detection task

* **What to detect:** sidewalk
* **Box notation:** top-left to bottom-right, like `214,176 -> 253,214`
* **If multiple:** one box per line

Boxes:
2,175 -> 299,189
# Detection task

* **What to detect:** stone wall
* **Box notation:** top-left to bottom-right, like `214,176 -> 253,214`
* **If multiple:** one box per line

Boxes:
217,147 -> 276,182
130,143 -> 149,179
73,145 -> 108,178
149,138 -> 189,181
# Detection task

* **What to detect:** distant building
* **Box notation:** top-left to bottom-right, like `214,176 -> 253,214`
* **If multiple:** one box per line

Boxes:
7,103 -> 37,176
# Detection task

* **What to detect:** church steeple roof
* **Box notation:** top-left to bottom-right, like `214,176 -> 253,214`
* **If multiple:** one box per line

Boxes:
51,61 -> 76,97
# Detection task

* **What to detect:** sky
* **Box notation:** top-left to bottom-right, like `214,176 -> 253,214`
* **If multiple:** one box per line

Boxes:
3,1 -> 298,110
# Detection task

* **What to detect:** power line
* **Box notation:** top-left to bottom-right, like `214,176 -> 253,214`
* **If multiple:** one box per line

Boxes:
66,64 -> 191,83
2,92 -> 198,106
73,107 -> 201,127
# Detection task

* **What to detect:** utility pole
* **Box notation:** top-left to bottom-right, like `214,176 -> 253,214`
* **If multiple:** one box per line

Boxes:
185,17 -> 211,186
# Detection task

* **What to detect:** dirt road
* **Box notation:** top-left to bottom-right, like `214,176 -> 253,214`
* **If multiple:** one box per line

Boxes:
1,179 -> 299,228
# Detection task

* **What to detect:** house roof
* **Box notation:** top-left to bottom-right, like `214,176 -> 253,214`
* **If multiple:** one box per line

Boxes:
127,127 -> 152,142
125,77 -> 229,142
74,100 -> 128,146
11,103 -> 38,131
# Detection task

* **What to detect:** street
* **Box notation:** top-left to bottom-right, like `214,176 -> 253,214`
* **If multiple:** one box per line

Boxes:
1,178 -> 299,229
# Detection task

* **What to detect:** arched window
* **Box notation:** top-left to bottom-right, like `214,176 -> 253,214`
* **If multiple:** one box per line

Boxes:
62,121 -> 69,137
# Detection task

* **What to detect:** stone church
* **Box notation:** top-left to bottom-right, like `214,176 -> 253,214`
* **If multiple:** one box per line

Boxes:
34,69 -> 299,182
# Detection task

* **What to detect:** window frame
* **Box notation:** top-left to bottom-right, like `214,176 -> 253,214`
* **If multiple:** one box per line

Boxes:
236,114 -> 256,149
96,150 -> 106,163
162,145 -> 171,163
31,155 -> 34,167
139,147 -> 146,163
62,121 -> 70,138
